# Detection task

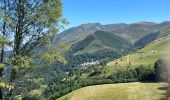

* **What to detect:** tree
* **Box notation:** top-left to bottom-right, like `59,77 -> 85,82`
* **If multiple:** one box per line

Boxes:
0,0 -> 10,99
0,0 -> 69,99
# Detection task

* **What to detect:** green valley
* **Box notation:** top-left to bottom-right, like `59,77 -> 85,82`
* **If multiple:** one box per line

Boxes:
1,0 -> 170,99
55,36 -> 170,100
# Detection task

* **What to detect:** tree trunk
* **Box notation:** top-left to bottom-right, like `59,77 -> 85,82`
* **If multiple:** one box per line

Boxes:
14,0 -> 24,55
0,0 -> 7,99
6,0 -> 25,99
0,22 -> 5,62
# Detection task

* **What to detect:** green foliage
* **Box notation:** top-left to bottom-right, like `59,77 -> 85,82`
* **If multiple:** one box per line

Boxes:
0,0 -> 69,99
46,77 -> 113,99
9,55 -> 33,72
107,66 -> 155,82
22,96 -> 39,100
44,63 -> 157,99
0,36 -> 8,46
41,43 -> 70,65
41,49 -> 66,65
134,66 -> 155,81
0,63 -> 5,69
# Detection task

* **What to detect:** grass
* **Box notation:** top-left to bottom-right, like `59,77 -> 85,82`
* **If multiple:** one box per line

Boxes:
103,37 -> 170,77
59,82 -> 167,100
59,37 -> 170,100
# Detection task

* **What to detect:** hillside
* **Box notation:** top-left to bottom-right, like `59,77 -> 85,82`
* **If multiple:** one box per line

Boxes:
59,82 -> 167,100
97,36 -> 170,78
71,35 -> 170,80
51,21 -> 170,64
46,35 -> 170,100
72,30 -> 131,55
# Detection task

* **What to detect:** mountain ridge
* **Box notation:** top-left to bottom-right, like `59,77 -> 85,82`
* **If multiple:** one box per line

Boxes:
52,21 -> 170,56
54,21 -> 170,44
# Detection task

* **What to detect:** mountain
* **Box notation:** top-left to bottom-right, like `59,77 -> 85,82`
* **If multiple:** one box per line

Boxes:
54,21 -> 170,44
72,30 -> 131,55
133,31 -> 160,48
52,21 -> 170,56
53,23 -> 127,45
110,22 -> 158,43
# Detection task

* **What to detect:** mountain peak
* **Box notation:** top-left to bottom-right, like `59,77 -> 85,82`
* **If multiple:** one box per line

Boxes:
134,21 -> 157,25
80,23 -> 101,26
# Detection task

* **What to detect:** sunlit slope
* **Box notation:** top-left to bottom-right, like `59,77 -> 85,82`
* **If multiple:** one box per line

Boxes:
104,37 -> 170,76
58,36 -> 170,100
59,82 -> 166,100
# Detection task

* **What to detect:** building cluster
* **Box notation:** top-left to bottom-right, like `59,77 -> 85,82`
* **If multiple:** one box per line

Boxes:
79,60 -> 100,68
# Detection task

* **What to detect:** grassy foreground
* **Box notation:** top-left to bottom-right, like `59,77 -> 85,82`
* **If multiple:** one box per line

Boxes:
59,82 -> 167,100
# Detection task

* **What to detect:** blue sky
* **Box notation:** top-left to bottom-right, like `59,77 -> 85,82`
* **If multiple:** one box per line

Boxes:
62,0 -> 170,29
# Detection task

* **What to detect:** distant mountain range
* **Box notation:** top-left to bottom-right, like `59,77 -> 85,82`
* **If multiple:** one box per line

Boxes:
53,21 -> 170,56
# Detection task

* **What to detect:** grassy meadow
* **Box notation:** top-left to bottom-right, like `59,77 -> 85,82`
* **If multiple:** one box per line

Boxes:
59,82 -> 167,100
103,37 -> 170,77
